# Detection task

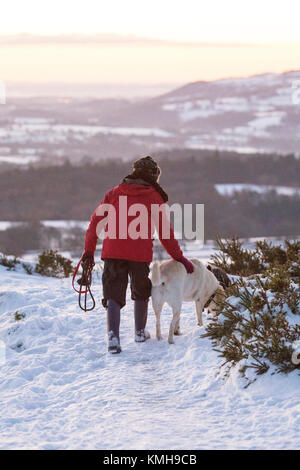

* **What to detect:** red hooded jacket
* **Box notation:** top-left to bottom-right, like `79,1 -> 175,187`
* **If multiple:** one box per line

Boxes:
84,182 -> 182,263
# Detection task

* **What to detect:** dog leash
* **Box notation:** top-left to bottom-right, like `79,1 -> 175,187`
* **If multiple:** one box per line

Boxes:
72,256 -> 96,312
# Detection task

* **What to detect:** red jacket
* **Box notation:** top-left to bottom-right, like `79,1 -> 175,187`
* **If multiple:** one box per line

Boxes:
84,183 -> 182,263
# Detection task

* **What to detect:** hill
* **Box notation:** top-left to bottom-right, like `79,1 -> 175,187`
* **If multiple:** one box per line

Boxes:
1,71 -> 300,167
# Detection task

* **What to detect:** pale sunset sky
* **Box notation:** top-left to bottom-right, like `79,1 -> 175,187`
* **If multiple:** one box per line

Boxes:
0,0 -> 299,94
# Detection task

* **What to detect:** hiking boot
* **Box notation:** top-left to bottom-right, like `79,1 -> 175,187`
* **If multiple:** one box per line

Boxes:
106,299 -> 121,353
134,299 -> 150,342
135,329 -> 151,343
108,331 -> 122,354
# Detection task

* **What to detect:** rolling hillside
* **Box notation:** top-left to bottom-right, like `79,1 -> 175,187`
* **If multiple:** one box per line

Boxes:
1,70 -> 300,166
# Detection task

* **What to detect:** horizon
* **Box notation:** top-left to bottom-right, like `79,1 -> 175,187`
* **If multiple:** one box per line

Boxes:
1,0 -> 300,93
5,68 -> 300,99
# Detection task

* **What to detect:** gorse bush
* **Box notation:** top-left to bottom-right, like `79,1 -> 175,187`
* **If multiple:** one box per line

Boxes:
0,251 -> 73,277
35,250 -> 73,278
14,311 -> 26,321
0,255 -> 19,270
210,237 -> 263,276
204,238 -> 300,378
211,237 -> 300,277
0,254 -> 35,275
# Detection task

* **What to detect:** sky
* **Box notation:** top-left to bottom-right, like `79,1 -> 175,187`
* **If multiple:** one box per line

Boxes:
0,0 -> 299,95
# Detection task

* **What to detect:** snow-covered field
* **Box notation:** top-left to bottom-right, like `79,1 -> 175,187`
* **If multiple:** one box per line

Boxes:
215,183 -> 300,197
1,258 -> 300,450
0,155 -> 40,165
0,122 -> 173,144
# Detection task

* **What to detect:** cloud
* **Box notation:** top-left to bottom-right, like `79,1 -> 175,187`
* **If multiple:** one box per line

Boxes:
0,33 -> 258,48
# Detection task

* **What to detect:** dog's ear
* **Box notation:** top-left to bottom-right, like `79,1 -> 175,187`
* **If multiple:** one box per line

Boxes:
207,264 -> 212,271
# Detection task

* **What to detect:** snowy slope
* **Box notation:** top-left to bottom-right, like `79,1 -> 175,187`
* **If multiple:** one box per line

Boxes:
154,71 -> 300,154
0,263 -> 300,450
112,70 -> 300,154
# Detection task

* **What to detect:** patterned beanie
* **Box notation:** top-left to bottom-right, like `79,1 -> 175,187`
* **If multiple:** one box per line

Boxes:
133,156 -> 161,180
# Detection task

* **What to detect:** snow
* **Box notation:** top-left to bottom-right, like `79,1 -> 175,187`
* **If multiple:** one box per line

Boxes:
0,220 -> 90,232
0,124 -> 172,145
1,259 -> 300,450
185,138 -> 261,154
180,108 -> 217,121
0,155 -> 39,165
43,220 -> 89,230
0,222 -> 24,231
215,183 -> 300,197
14,118 -> 52,125
248,111 -> 285,130
215,97 -> 249,112
163,97 -> 251,121
162,100 -> 218,121
214,73 -> 281,88
157,72 -> 300,153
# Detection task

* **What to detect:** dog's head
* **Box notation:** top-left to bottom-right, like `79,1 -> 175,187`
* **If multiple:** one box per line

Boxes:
205,264 -> 230,315
207,264 -> 231,289
205,285 -> 225,315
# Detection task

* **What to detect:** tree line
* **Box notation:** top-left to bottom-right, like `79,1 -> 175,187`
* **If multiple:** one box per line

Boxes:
0,150 -> 299,256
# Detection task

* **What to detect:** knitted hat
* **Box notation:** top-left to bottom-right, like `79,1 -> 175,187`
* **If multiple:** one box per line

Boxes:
123,155 -> 167,201
133,156 -> 161,180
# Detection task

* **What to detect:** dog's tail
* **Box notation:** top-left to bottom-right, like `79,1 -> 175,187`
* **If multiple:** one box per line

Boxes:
151,261 -> 162,286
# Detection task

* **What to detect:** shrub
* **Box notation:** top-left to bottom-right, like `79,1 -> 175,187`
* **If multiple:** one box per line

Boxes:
35,250 -> 73,278
211,236 -> 300,277
14,311 -> 26,321
0,254 -> 35,275
204,238 -> 300,379
0,255 -> 19,270
210,236 -> 264,276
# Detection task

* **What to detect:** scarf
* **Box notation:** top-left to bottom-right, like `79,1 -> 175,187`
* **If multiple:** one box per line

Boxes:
122,170 -> 168,203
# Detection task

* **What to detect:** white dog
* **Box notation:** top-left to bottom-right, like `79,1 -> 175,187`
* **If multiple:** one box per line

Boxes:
151,258 -> 223,344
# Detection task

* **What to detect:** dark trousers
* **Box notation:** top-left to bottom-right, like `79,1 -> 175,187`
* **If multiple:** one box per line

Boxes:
102,259 -> 152,309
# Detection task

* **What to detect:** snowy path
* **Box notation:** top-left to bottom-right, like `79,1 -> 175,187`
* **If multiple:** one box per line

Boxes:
0,265 -> 300,450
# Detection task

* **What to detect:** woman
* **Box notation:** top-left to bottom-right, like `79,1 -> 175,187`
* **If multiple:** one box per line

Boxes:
82,156 -> 193,354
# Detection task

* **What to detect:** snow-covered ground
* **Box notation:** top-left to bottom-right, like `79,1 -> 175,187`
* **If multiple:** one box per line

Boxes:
0,122 -> 173,145
0,155 -> 40,165
1,261 -> 300,450
215,183 -> 300,197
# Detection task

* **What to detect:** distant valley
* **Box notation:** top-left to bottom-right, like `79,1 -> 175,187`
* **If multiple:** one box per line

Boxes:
0,70 -> 300,170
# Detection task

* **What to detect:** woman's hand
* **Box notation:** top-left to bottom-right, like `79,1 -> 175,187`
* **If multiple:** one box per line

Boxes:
82,251 -> 94,262
77,252 -> 95,286
175,256 -> 194,274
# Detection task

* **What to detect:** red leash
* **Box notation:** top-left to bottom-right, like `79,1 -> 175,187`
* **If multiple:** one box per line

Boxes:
72,256 -> 96,311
